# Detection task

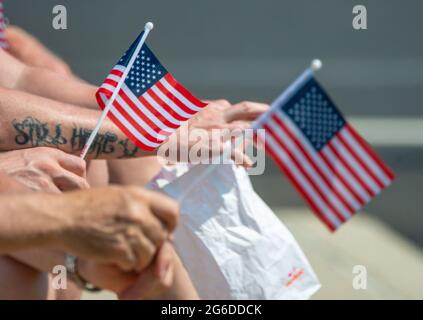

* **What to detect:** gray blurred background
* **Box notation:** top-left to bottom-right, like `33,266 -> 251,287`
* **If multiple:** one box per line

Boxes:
5,0 -> 423,249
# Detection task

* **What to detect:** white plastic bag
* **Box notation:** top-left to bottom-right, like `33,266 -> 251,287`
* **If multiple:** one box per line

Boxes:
148,163 -> 320,300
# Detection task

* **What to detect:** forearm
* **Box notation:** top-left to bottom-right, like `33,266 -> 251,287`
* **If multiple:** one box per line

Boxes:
0,193 -> 68,253
0,87 -> 152,159
9,249 -> 65,274
0,44 -> 98,110
16,66 -> 98,109
5,26 -> 73,76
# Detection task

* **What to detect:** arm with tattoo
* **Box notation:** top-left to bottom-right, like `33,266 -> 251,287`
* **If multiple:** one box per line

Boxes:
0,87 -> 150,159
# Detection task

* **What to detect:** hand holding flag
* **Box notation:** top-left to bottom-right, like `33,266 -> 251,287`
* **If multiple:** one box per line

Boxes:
178,59 -> 395,231
254,60 -> 395,231
82,22 -> 207,159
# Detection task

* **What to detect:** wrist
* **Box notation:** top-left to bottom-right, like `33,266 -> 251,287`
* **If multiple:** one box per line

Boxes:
65,255 -> 101,292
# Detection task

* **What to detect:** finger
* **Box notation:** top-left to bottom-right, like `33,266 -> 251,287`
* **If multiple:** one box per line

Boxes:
207,99 -> 231,108
119,272 -> 152,300
225,102 -> 269,123
153,242 -> 174,280
57,153 -> 87,178
108,242 -> 138,272
230,148 -> 253,168
52,171 -> 90,191
119,244 -> 174,300
226,121 -> 252,131
159,258 -> 174,291
125,227 -> 157,271
146,191 -> 180,232
253,132 -> 266,150
139,213 -> 169,248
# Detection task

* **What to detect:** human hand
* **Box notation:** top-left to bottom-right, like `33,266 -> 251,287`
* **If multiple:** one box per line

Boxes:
0,172 -> 28,193
58,186 -> 179,271
0,147 -> 88,192
119,242 -> 175,299
160,100 -> 268,166
191,100 -> 269,131
78,242 -> 175,297
78,259 -> 137,294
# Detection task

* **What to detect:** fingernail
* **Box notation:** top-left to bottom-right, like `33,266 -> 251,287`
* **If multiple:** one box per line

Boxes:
245,159 -> 253,168
159,262 -> 170,279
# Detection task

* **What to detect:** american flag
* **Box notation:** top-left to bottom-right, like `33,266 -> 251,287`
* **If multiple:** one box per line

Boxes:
96,32 -> 207,151
255,70 -> 395,231
0,0 -> 8,49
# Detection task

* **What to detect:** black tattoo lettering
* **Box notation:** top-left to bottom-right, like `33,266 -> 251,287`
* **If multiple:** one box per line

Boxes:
13,117 -> 67,147
118,139 -> 140,158
70,128 -> 118,158
12,117 -> 141,158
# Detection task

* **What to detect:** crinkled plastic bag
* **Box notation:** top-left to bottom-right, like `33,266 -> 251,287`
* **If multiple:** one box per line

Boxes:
148,163 -> 320,299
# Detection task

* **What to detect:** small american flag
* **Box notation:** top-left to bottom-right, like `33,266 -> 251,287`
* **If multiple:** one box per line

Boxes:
0,0 -> 8,49
255,70 -> 395,231
96,32 -> 207,151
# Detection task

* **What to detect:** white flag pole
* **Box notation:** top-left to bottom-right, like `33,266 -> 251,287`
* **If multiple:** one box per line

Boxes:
177,59 -> 322,203
80,22 -> 154,159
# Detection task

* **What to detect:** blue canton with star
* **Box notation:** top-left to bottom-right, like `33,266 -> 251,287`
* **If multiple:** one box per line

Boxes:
281,77 -> 346,151
118,32 -> 168,97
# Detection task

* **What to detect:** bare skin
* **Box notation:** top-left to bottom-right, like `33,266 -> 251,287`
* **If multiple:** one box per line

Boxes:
0,82 -> 266,165
0,89 -> 200,298
0,27 -> 266,299
107,156 -> 162,186
0,47 -> 95,108
2,241 -> 198,300
0,175 -> 195,300
0,148 -> 89,192
106,99 -> 268,183
5,26 -> 74,77
0,185 -> 179,269
0,45 -> 267,164
0,170 -> 29,193
0,86 -> 150,159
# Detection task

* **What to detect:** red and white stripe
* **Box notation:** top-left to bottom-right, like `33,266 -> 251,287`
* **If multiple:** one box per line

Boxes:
96,65 -> 207,150
0,1 -> 8,49
258,110 -> 394,231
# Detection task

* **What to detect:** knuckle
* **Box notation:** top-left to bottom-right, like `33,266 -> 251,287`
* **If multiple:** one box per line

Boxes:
37,177 -> 49,188
37,178 -> 54,191
114,236 -> 129,249
239,101 -> 253,111
217,99 -> 231,107
73,156 -> 87,171
125,226 -> 140,239
38,162 -> 58,174
125,204 -> 144,223
77,177 -> 90,189
138,247 -> 155,269
154,229 -> 167,244
115,240 -> 133,256
125,185 -> 148,201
